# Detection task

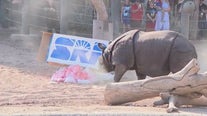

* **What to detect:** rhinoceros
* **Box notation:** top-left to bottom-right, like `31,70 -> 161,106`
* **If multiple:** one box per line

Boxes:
98,30 -> 197,82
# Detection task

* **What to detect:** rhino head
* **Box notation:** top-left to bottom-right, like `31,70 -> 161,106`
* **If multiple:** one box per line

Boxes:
98,43 -> 115,72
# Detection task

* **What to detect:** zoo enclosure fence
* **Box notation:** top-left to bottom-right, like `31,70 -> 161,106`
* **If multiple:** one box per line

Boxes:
1,0 -> 206,40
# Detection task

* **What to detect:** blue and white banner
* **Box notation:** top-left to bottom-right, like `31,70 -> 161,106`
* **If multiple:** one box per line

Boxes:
47,33 -> 109,68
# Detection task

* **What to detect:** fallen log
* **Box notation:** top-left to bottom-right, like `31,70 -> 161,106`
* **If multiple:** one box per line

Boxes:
157,93 -> 207,113
104,58 -> 207,106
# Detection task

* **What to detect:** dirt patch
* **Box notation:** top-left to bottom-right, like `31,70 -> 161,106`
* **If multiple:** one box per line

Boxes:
0,31 -> 206,115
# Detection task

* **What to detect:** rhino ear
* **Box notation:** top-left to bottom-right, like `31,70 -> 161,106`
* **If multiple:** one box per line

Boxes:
98,43 -> 107,51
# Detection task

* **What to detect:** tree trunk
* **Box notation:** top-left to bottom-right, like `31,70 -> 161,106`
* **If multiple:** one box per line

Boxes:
104,58 -> 207,106
91,0 -> 108,21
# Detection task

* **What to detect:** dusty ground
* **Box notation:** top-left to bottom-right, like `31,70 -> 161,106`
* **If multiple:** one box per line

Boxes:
0,29 -> 207,115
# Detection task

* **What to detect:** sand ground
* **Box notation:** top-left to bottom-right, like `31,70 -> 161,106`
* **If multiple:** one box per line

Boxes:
0,29 -> 207,115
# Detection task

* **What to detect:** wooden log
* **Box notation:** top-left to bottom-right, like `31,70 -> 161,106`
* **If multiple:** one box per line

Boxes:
104,58 -> 204,105
153,91 -> 207,113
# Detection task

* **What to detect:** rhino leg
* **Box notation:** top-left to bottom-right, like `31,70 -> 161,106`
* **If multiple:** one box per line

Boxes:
135,70 -> 146,80
114,64 -> 128,82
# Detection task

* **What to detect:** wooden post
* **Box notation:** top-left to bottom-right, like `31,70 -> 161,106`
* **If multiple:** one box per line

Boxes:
21,0 -> 30,34
60,0 -> 68,34
111,0 -> 121,38
189,0 -> 199,40
181,13 -> 190,39
180,0 -> 197,39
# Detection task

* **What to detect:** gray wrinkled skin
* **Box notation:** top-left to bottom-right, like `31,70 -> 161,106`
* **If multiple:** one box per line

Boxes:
98,30 -> 197,82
